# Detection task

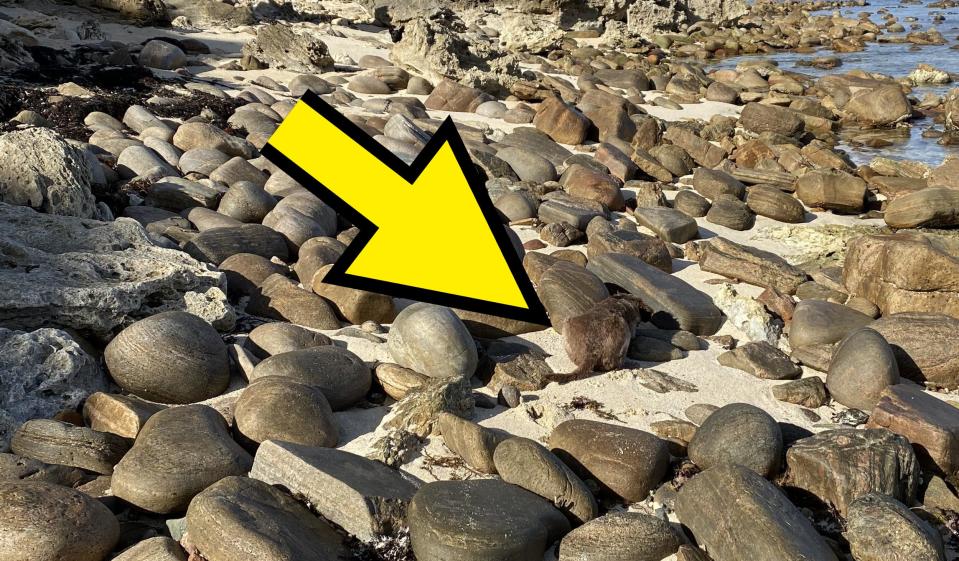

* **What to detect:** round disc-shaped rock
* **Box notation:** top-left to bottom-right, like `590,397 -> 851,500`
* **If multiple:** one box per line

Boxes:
249,346 -> 371,411
688,402 -> 783,478
408,479 -> 570,561
104,311 -> 230,404
388,303 -> 478,379
0,480 -> 120,561
235,376 -> 338,448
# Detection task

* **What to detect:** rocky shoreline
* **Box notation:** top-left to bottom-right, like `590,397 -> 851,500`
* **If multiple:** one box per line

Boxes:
1,0 -> 959,560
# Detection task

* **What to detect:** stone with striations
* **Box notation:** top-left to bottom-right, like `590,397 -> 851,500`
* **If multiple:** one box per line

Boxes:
688,403 -> 783,478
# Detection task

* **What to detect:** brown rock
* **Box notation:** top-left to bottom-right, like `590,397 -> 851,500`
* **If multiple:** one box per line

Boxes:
533,96 -> 591,145
868,384 -> 959,476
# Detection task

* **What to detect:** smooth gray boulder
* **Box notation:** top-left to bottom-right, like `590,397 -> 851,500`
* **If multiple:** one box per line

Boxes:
688,403 -> 783,478
388,303 -> 478,379
826,328 -> 900,411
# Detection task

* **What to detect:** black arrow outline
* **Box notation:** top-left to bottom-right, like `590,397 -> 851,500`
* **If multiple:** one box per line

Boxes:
261,91 -> 549,326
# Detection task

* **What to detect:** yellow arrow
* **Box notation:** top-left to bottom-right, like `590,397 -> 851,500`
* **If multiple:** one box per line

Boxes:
262,91 -> 548,325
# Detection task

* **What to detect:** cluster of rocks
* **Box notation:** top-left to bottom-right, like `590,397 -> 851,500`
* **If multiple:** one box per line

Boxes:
0,0 -> 958,560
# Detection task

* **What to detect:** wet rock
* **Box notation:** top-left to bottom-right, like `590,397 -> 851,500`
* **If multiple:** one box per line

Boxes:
788,299 -> 872,348
558,512 -> 681,561
250,440 -> 420,542
0,127 -> 99,218
676,464 -> 838,561
785,428 -> 920,516
249,346 -> 371,411
884,187 -> 959,229
235,377 -> 337,447
105,311 -> 230,404
241,23 -> 333,72
826,328 -> 900,411
688,403 -> 783,477
588,252 -> 724,335
549,419 -> 669,503
186,476 -> 346,561
844,85 -> 913,127
11,419 -> 129,475
0,327 -> 106,451
388,303 -> 477,379
772,377 -> 828,408
0,480 -> 119,561
869,313 -> 959,388
113,405 -> 253,513
699,237 -> 808,294
408,479 -> 569,561
846,493 -> 944,561
718,341 -> 802,380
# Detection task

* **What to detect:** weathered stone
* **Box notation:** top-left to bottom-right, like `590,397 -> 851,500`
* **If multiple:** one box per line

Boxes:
788,299 -> 872,348
218,253 -> 287,301
250,440 -> 420,542
241,23 -> 333,73
675,464 -> 838,561
796,170 -> 866,213
184,224 -> 289,265
139,39 -> 186,70
0,453 -> 86,486
83,392 -> 165,439
408,479 -> 569,561
113,537 -> 186,561
587,228 -> 672,273
11,419 -> 129,475
718,341 -> 802,380
312,265 -> 396,324
558,512 -> 681,561
868,384 -> 959,476
105,311 -> 230,404
436,412 -> 505,474
186,476 -> 346,561
173,122 -> 255,159
217,183 -> 276,223
884,187 -> 959,229
746,185 -> 805,223
688,403 -> 783,477
673,189 -> 711,217
846,493 -> 944,561
772,377 -> 829,408
699,237 -> 808,294
869,313 -> 959,388
533,96 -> 591,145
0,127 -> 99,218
706,196 -> 756,230
496,146 -> 558,183
843,234 -> 959,318
827,328 -> 900,410
488,351 -> 554,392
843,86 -> 913,127
235,377 -> 337,447
562,164 -> 625,210
247,273 -> 340,330
740,103 -> 804,136
663,126 -> 727,168
375,363 -> 427,400
245,322 -> 330,358
423,80 -> 492,112
634,206 -> 699,243
388,303 -> 477,379
549,419 -> 669,503
538,260 -> 610,334
249,346 -> 371,411
588,252 -> 724,335
113,405 -> 253,513
692,167 -> 746,201
0,480 -> 120,561
0,327 -> 106,452
785,428 -> 920,516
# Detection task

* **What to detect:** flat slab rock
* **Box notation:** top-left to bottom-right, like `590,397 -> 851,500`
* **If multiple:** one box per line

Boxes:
0,202 -> 232,335
868,383 -> 959,476
718,341 -> 803,380
250,440 -> 421,542
699,237 -> 808,295
676,464 -> 838,561
408,479 -> 570,561
588,252 -> 724,335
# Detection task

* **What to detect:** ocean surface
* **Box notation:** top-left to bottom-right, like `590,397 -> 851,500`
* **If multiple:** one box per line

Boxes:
711,0 -> 959,167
